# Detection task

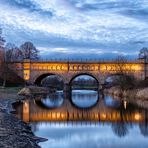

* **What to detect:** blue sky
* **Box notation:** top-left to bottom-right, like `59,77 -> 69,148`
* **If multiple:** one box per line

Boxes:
0,0 -> 148,59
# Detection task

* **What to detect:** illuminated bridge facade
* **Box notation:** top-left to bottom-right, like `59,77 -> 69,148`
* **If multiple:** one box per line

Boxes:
8,59 -> 148,90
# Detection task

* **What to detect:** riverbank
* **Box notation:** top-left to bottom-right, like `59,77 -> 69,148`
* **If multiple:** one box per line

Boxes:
0,87 -> 22,100
0,87 -> 47,147
104,86 -> 148,109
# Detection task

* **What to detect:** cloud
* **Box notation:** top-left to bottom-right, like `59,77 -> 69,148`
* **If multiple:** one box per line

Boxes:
0,0 -> 148,59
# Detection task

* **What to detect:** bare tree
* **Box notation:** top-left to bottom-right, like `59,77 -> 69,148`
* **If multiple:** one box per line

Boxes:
5,43 -> 20,61
0,28 -> 6,87
5,43 -> 19,61
138,47 -> 148,79
139,47 -> 148,60
0,29 -> 25,87
0,28 -> 5,60
19,42 -> 39,60
115,55 -> 127,74
114,55 -> 136,92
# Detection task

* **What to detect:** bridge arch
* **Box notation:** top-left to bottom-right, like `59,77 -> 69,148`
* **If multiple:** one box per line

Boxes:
34,73 -> 65,86
68,73 -> 100,109
69,72 -> 99,85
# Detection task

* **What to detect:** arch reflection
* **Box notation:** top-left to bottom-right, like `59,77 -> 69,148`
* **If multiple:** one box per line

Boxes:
104,95 -> 121,108
70,74 -> 99,108
71,90 -> 99,108
35,91 -> 64,109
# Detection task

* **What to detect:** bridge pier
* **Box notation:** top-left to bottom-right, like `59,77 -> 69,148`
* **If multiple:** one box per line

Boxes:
99,84 -> 105,90
98,82 -> 105,99
63,83 -> 71,99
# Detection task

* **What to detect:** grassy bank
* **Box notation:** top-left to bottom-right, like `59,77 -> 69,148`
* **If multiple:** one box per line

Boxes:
104,86 -> 148,109
0,86 -> 22,92
72,86 -> 98,90
0,87 -> 23,100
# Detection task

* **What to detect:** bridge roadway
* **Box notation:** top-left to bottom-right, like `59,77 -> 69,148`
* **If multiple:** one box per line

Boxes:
14,97 -> 146,123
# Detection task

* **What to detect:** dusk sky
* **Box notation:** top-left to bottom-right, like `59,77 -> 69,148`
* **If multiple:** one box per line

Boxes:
0,0 -> 148,59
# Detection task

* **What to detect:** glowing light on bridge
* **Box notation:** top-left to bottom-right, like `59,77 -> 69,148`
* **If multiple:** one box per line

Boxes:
24,70 -> 30,80
23,60 -> 31,80
8,59 -> 147,83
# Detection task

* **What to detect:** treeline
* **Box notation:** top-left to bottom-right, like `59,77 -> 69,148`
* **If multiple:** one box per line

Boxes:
72,78 -> 97,86
0,28 -> 39,87
41,76 -> 64,90
1,27 -> 148,88
0,28 -> 39,62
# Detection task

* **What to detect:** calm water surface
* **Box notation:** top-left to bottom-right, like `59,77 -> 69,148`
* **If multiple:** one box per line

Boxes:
72,90 -> 98,108
13,90 -> 148,148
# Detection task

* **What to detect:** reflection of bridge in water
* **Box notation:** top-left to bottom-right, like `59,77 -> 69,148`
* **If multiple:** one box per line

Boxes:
14,97 -> 147,124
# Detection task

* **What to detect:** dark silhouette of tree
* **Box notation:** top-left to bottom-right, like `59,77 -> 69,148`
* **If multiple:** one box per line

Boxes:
112,122 -> 129,137
115,55 -> 127,74
115,74 -> 136,91
139,111 -> 148,137
41,75 -> 64,90
72,78 -> 97,88
114,55 -> 136,92
139,122 -> 148,137
0,28 -> 7,87
5,43 -> 21,61
0,29 -> 24,87
19,42 -> 39,60
139,47 -> 148,60
71,75 -> 98,90
0,28 -> 5,60
138,47 -> 148,80
112,111 -> 129,137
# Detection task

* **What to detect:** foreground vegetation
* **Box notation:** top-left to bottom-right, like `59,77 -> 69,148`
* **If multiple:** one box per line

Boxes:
104,78 -> 148,109
0,87 -> 22,100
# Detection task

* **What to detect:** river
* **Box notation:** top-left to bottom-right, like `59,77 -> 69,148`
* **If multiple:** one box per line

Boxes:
13,90 -> 148,148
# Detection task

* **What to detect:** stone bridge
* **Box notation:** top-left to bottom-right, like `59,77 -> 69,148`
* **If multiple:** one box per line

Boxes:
8,59 -> 148,91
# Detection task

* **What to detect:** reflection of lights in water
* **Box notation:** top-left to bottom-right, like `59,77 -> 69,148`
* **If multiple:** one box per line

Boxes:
124,100 -> 127,109
23,101 -> 30,122
24,102 -> 28,107
24,102 -> 29,113
52,113 -> 56,119
95,113 -> 98,119
57,113 -> 60,118
101,113 -> 106,119
14,93 -> 148,148
61,113 -> 65,118
134,113 -> 141,121
47,113 -> 51,118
